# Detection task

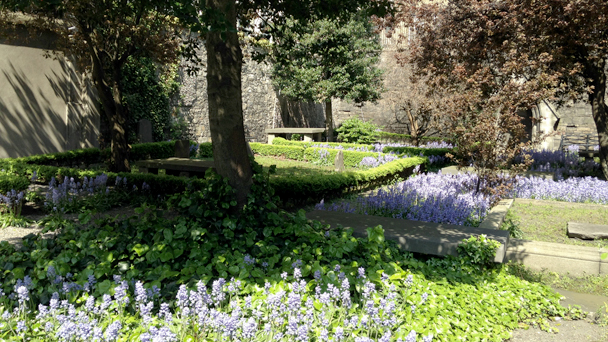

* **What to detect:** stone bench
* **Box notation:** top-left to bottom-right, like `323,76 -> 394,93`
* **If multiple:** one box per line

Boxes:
135,158 -> 215,178
265,128 -> 325,144
306,210 -> 510,263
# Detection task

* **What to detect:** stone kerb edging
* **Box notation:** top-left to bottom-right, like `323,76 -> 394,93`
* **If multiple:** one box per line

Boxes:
477,198 -> 514,230
477,198 -> 608,276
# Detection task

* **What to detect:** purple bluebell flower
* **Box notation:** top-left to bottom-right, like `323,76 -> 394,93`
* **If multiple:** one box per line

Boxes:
16,285 -> 29,304
334,326 -> 344,341
158,303 -> 172,323
405,330 -> 417,342
421,292 -> 428,304
244,254 -> 255,265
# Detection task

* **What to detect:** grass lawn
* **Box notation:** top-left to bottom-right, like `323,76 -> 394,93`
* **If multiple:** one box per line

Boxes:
254,155 -> 360,176
503,198 -> 608,249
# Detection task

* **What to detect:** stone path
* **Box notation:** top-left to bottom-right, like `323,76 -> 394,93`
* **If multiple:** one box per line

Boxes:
508,288 -> 608,341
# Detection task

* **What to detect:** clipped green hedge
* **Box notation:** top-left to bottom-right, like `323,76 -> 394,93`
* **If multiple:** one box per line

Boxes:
271,137 -> 375,151
378,131 -> 450,144
383,146 -> 452,157
270,157 -> 426,204
0,174 -> 30,194
0,160 -> 207,196
304,147 -> 391,168
5,141 -> 212,168
384,146 -> 452,158
250,143 -> 306,160
197,143 -> 214,158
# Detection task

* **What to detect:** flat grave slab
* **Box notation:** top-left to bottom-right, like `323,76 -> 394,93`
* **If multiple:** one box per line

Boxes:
135,158 -> 215,177
567,222 -> 608,240
306,210 -> 510,263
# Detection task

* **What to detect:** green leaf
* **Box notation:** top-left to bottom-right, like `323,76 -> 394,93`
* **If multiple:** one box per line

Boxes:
132,244 -> 149,257
163,229 -> 173,242
160,251 -> 174,262
229,265 -> 240,275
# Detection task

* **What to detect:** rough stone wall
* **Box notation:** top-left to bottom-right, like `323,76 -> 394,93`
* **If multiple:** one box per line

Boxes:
175,44 -> 324,143
535,101 -> 599,150
332,49 -> 402,131
176,33 -> 599,150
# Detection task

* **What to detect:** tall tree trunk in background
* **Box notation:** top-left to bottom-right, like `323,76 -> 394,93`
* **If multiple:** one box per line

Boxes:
325,100 -> 334,142
588,58 -> 608,180
206,0 -> 253,207
89,45 -> 130,172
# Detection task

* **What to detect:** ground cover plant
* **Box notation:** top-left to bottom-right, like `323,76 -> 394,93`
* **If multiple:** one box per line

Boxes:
510,175 -> 608,204
521,146 -> 603,179
316,168 -> 608,231
0,164 -> 577,341
316,171 -> 491,227
501,199 -> 608,249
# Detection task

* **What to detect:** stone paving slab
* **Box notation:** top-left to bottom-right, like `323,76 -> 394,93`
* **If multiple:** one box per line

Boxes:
306,210 -> 510,262
506,239 -> 608,276
567,222 -> 608,240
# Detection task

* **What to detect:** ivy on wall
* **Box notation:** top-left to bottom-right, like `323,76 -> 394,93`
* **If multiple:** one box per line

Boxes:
120,56 -> 182,143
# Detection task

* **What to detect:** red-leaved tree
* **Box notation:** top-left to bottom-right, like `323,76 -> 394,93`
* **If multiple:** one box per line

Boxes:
383,0 -> 608,180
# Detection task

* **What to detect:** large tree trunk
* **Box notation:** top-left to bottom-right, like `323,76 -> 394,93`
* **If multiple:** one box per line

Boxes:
88,45 -> 130,172
206,0 -> 253,207
588,58 -> 608,180
108,62 -> 130,172
325,100 -> 334,142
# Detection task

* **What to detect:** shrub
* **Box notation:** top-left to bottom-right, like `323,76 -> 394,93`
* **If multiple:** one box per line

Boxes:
304,148 -> 393,168
457,235 -> 502,266
336,117 -> 381,144
271,137 -> 375,151
249,143 -> 306,160
271,157 -> 426,204
0,174 -> 30,194
378,131 -> 450,144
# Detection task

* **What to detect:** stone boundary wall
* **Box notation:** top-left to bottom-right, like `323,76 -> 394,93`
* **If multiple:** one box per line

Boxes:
175,44 -> 325,144
0,28 -> 99,158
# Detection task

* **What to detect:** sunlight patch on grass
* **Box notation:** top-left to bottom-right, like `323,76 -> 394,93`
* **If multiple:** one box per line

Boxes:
504,198 -> 608,249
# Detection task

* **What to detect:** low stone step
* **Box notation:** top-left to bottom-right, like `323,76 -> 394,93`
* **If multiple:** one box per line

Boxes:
506,239 -> 608,276
306,210 -> 510,263
567,222 -> 608,240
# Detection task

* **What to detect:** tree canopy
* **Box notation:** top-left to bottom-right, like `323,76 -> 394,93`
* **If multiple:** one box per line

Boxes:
388,0 -> 608,179
1,0 -> 393,205
271,14 -> 384,141
0,0 -> 183,172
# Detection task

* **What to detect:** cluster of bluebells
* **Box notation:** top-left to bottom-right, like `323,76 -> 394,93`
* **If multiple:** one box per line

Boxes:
190,143 -> 199,157
370,142 -> 454,153
311,149 -> 333,166
317,172 -> 491,227
521,145 -> 602,179
311,143 -> 374,152
45,174 -> 110,212
359,154 -> 399,169
44,174 -> 150,213
0,268 -> 434,342
426,155 -> 450,166
0,189 -> 25,217
511,175 -> 608,204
